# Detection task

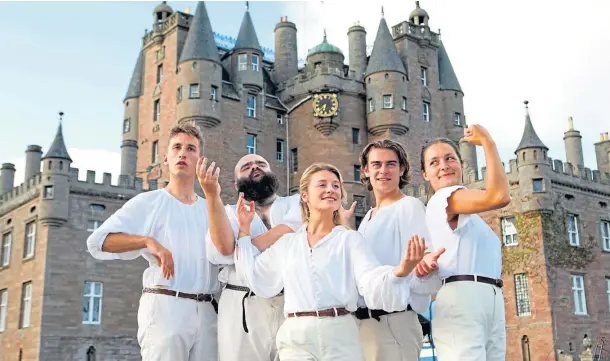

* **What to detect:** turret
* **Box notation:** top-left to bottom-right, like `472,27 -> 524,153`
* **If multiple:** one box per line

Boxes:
176,1 -> 223,128
121,51 -> 143,181
306,31 -> 345,74
0,163 -> 16,195
563,117 -> 585,172
24,145 -> 42,181
595,132 -> 610,174
364,13 -> 409,137
347,22 -> 367,81
515,101 -> 550,196
409,1 -> 429,26
231,2 -> 264,92
40,112 -> 72,226
273,16 -> 298,84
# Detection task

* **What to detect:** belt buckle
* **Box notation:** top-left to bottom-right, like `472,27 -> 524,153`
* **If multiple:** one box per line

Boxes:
495,279 -> 504,288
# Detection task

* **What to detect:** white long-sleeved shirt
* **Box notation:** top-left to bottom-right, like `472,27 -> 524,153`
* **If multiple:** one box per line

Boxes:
425,185 -> 502,280
87,189 -> 221,295
236,225 -> 412,315
357,196 -> 441,314
206,194 -> 302,285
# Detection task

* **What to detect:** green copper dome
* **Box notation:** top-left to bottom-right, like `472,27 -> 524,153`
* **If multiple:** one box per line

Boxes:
307,33 -> 343,57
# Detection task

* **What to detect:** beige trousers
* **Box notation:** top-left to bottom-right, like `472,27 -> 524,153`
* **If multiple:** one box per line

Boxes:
217,287 -> 285,361
277,314 -> 364,361
358,310 -> 423,361
137,292 -> 218,361
432,281 -> 506,361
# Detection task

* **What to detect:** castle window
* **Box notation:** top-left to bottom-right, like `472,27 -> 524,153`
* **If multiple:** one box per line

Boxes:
352,128 -> 360,145
422,102 -> 430,122
354,165 -> 361,182
420,67 -> 428,86
89,204 -> 105,216
368,99 -> 374,113
533,150 -> 537,160
246,134 -> 257,155
0,289 -> 7,332
571,274 -> 587,315
501,216 -> 518,246
43,185 -> 54,200
514,273 -> 531,316
87,220 -> 100,232
291,148 -> 298,173
532,178 -> 543,192
238,53 -> 248,71
20,281 -> 32,328
600,220 -> 609,252
247,95 -> 256,117
156,64 -> 163,84
87,346 -> 96,361
251,54 -> 259,72
23,221 -> 36,259
567,213 -> 580,246
276,139 -> 284,162
152,141 -> 159,164
1,232 -> 11,267
48,161 -> 52,170
401,97 -> 407,111
383,95 -> 393,109
521,335 -> 531,361
123,118 -> 131,133
454,112 -> 461,126
384,73 -> 389,80
277,113 -> 283,125
153,99 -> 160,121
189,84 -> 200,99
176,87 -> 182,103
82,281 -> 103,325
353,195 -> 366,214
210,86 -> 217,101
606,278 -> 610,312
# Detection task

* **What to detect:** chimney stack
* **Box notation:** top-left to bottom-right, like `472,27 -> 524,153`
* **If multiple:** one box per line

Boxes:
0,163 -> 16,195
594,130 -> 610,174
563,117 -> 584,169
24,145 -> 43,181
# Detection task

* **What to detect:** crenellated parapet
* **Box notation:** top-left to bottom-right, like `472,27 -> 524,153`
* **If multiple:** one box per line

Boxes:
0,174 -> 43,216
67,168 -> 155,198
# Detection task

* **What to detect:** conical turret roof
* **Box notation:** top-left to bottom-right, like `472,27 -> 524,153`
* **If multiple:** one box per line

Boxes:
124,51 -> 144,101
179,1 -> 220,64
515,101 -> 548,153
234,6 -> 261,51
365,17 -> 406,76
438,41 -> 462,93
43,116 -> 72,162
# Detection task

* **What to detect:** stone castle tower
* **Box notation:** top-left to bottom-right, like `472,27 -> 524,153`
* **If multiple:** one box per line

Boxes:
0,2 -> 609,361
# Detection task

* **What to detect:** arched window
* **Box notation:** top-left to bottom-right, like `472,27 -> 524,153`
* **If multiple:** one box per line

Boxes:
521,335 -> 531,361
522,152 -> 526,161
533,150 -> 537,160
86,346 -> 96,361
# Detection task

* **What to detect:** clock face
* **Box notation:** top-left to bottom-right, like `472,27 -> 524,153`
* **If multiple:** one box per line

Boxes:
313,93 -> 339,118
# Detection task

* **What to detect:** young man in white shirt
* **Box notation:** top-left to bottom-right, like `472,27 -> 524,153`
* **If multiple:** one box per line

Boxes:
87,121 -> 220,361
356,140 -> 445,361
199,154 -> 303,361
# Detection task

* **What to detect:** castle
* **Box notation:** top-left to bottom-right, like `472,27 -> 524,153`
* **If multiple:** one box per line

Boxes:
0,1 -> 608,360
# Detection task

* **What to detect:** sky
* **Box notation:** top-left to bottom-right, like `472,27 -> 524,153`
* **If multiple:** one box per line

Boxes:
1,0 -> 609,186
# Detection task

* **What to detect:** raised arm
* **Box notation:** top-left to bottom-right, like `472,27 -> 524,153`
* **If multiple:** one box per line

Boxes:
250,197 -> 303,251
197,157 -> 234,256
446,125 -> 511,215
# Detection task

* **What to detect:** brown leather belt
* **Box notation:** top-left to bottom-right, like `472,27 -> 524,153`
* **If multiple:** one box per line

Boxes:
287,307 -> 350,318
143,287 -> 213,302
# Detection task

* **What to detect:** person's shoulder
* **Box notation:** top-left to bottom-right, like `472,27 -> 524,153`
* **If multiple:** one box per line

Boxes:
128,189 -> 165,204
428,185 -> 467,208
398,195 -> 426,209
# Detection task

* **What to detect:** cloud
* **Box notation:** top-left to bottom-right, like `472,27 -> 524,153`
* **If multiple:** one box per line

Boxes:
8,148 -> 121,187
280,0 -> 610,169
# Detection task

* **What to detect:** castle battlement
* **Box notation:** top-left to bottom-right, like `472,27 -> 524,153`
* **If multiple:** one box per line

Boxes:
68,167 -> 153,195
0,174 -> 42,216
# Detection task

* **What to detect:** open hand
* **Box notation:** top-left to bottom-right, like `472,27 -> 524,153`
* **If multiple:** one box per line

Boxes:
463,124 -> 492,146
394,235 -> 427,277
340,201 -> 357,225
196,157 -> 221,196
146,237 -> 174,280
414,247 -> 446,277
236,192 -> 255,233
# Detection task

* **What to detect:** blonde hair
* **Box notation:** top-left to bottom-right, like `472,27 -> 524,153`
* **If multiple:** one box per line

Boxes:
168,119 -> 204,154
299,163 -> 347,226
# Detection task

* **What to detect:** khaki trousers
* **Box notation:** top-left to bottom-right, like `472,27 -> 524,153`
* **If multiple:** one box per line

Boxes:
432,281 -> 506,361
358,310 -> 423,361
137,292 -> 217,361
217,287 -> 285,361
277,314 -> 364,361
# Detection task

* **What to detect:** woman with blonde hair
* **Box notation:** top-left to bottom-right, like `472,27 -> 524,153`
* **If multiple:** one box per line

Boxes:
234,163 -> 427,361
419,124 -> 510,361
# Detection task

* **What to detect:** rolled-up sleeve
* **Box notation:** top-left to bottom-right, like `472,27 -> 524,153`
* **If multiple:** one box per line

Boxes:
86,192 -> 154,261
352,232 -> 412,312
206,205 -> 238,265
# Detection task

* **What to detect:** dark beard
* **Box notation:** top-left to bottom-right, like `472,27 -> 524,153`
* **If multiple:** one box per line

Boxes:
236,172 -> 279,202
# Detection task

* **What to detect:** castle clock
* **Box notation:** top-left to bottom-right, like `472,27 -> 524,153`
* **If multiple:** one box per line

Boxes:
312,93 -> 339,118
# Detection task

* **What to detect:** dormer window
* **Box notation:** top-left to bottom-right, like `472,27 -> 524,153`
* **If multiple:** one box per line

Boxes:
251,54 -> 259,72
238,54 -> 248,71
